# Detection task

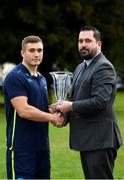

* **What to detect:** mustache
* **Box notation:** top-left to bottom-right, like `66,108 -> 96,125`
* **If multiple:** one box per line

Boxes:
80,48 -> 88,52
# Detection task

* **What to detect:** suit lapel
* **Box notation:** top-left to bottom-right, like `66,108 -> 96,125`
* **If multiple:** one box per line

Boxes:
71,52 -> 104,97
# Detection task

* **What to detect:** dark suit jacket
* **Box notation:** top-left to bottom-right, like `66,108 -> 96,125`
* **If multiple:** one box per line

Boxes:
68,52 -> 122,151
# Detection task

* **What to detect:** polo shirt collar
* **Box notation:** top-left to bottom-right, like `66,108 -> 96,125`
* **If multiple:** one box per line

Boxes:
18,63 -> 42,79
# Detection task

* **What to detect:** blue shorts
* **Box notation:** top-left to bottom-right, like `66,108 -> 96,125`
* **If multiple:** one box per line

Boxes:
7,149 -> 50,179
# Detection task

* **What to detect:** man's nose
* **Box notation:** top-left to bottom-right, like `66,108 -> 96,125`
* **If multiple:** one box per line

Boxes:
81,41 -> 87,46
34,50 -> 39,56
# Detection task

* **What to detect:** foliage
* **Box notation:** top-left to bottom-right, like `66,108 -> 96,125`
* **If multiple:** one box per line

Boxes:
0,0 -> 124,76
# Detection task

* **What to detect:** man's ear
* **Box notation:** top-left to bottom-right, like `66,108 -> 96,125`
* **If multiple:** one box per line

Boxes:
21,49 -> 24,57
98,41 -> 102,47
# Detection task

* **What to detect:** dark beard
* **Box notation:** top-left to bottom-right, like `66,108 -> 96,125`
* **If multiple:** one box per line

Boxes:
79,48 -> 97,60
80,53 -> 94,60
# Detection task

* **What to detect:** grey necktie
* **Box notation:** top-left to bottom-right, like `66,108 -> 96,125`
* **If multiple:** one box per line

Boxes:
74,61 -> 87,87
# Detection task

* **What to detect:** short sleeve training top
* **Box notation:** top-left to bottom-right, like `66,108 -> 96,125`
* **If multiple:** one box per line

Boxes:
3,63 -> 50,151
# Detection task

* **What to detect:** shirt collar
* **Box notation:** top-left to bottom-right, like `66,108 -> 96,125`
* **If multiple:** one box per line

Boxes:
84,59 -> 93,66
19,63 -> 42,79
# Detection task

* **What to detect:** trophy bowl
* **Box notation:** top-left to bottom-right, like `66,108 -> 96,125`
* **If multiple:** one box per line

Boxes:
49,71 -> 73,102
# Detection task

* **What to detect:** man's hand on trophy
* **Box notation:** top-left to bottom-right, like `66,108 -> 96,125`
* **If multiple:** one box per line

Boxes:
56,101 -> 73,113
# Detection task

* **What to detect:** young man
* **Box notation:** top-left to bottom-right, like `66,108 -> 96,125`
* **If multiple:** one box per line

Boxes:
3,35 -> 64,179
54,26 -> 122,179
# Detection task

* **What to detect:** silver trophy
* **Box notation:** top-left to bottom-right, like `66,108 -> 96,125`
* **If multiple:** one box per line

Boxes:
49,71 -> 73,102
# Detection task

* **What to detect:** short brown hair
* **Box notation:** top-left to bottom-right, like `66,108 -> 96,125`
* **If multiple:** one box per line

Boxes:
21,35 -> 43,49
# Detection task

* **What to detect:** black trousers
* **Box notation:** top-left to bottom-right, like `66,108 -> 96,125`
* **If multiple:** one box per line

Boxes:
80,148 -> 117,179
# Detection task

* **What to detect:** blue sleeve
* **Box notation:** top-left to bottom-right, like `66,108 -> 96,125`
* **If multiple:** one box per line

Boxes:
4,71 -> 28,100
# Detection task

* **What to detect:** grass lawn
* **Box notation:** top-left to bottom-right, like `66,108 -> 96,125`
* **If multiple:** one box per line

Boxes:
0,92 -> 124,179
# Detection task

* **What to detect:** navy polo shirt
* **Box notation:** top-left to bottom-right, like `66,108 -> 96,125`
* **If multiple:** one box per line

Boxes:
3,63 -> 50,151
